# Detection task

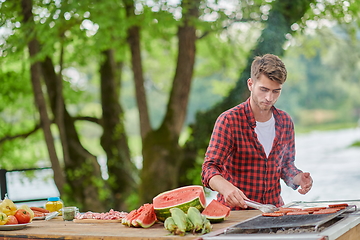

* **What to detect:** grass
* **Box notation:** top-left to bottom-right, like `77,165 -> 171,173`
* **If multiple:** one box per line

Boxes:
294,122 -> 360,148
350,141 -> 360,147
295,122 -> 358,134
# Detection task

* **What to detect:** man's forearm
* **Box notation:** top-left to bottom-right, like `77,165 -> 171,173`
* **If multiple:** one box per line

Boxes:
209,175 -> 248,208
209,175 -> 233,194
292,172 -> 303,185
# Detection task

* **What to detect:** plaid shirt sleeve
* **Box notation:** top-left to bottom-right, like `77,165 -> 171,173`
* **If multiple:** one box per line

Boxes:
201,99 -> 302,209
201,112 -> 234,189
277,111 -> 302,189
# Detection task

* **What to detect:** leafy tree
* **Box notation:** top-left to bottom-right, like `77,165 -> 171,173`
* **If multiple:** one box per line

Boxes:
181,0 -> 317,187
1,0 -> 135,211
1,0 -> 359,211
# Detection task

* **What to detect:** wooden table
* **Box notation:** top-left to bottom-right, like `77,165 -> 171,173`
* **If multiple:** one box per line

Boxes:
0,210 -> 261,240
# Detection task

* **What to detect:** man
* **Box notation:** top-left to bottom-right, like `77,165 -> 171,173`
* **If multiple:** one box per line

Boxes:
201,54 -> 313,210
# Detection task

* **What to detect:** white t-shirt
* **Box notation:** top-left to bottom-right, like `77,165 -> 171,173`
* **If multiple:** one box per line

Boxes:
255,114 -> 275,157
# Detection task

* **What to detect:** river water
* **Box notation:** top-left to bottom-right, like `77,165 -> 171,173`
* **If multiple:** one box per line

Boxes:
280,127 -> 360,204
4,128 -> 360,207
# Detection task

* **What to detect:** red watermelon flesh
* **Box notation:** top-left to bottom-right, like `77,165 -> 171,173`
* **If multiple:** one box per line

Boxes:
202,199 -> 231,223
153,185 -> 206,222
130,206 -> 145,227
153,185 -> 206,208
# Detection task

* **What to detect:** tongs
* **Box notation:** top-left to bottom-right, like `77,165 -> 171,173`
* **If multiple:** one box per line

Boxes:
245,199 -> 279,213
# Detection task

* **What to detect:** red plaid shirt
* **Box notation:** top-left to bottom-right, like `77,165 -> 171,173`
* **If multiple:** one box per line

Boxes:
202,98 -> 302,210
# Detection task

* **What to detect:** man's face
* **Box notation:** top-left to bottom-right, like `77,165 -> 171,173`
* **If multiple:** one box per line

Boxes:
248,74 -> 282,111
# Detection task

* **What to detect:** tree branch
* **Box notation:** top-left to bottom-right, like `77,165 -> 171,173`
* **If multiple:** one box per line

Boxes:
0,125 -> 41,144
198,17 -> 262,40
73,116 -> 101,125
0,116 -> 101,145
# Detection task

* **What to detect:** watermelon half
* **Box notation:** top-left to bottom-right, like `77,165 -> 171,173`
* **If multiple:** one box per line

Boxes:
152,185 -> 206,222
202,199 -> 230,223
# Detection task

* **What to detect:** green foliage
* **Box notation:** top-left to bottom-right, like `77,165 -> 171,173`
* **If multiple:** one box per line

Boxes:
0,135 -> 46,169
0,71 -> 33,110
91,175 -> 112,202
277,25 -> 360,128
125,192 -> 140,211
350,140 -> 360,147
184,155 -> 204,186
0,67 -> 46,169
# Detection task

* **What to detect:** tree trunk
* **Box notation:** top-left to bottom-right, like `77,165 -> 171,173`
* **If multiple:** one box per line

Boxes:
20,0 -> 65,195
100,49 -> 138,211
41,56 -> 108,212
125,0 -> 151,141
55,41 -> 71,180
181,0 -> 316,186
139,0 -> 200,204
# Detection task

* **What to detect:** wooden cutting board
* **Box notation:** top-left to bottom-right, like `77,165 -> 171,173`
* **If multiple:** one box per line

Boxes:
73,219 -> 122,223
0,211 -> 262,240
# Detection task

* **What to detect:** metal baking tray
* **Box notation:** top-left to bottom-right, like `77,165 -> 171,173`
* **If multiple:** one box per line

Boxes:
225,205 -> 356,233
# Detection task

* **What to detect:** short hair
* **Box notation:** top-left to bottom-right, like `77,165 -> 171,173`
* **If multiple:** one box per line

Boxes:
251,54 -> 287,84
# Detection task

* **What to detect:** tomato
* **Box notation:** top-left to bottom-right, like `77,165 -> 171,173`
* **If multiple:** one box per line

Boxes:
5,215 -> 18,225
14,209 -> 31,224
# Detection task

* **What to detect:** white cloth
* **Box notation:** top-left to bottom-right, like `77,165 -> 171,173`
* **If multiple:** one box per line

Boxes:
255,114 -> 275,157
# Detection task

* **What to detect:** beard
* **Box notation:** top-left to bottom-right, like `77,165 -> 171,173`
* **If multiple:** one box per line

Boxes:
252,95 -> 276,111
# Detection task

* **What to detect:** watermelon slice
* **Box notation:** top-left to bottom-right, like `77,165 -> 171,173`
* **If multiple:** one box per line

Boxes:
153,185 -> 206,222
122,209 -> 138,226
135,204 -> 157,228
202,199 -> 230,223
130,206 -> 146,227
122,203 -> 157,228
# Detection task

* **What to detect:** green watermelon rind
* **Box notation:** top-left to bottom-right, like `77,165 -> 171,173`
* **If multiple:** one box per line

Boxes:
154,198 -> 205,222
136,217 -> 156,228
202,214 -> 226,223
205,217 -> 225,223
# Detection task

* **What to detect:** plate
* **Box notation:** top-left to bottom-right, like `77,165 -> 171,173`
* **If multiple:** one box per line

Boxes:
0,223 -> 31,231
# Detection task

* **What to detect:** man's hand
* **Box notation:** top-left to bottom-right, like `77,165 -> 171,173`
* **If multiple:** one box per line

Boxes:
293,172 -> 313,194
209,175 -> 248,208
